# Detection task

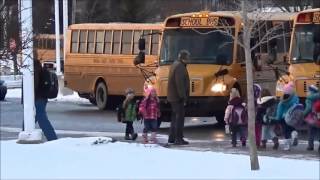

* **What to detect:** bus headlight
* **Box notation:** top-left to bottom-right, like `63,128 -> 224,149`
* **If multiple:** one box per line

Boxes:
211,83 -> 227,93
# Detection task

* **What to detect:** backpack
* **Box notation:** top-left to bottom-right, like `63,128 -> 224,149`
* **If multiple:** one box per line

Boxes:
41,68 -> 59,99
230,104 -> 248,125
305,99 -> 320,128
285,104 -> 305,128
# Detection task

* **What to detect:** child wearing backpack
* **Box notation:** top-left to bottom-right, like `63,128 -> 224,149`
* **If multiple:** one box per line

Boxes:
224,88 -> 248,147
122,88 -> 138,141
139,86 -> 160,143
257,89 -> 280,150
303,85 -> 320,152
273,82 -> 300,151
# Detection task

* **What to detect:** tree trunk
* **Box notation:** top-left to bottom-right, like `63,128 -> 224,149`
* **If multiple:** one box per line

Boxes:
242,0 -> 260,171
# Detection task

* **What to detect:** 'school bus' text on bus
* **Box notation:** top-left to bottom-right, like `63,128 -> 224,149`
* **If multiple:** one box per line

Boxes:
64,23 -> 163,109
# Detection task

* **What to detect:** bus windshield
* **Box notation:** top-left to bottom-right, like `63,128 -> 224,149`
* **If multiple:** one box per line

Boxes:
160,28 -> 234,65
291,24 -> 320,64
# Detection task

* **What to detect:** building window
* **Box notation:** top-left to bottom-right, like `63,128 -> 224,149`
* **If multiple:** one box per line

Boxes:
96,30 -> 104,54
121,30 -> 133,54
112,30 -> 121,54
79,30 -> 87,53
87,30 -> 95,54
71,30 -> 79,53
104,30 -> 112,54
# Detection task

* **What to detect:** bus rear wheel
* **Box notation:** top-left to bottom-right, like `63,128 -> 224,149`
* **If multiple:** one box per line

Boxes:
95,82 -> 108,110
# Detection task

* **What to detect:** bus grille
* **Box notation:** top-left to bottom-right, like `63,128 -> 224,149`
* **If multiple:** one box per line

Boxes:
298,80 -> 320,93
190,79 -> 202,94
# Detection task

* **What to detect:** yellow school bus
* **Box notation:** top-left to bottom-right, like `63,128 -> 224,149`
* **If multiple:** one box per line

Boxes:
275,8 -> 320,99
135,11 -> 248,123
64,23 -> 163,109
248,12 -> 296,65
247,12 -> 296,91
34,34 -> 63,70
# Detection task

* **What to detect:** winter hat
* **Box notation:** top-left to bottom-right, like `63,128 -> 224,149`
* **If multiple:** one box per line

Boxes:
283,82 -> 295,95
308,84 -> 319,94
253,84 -> 262,99
230,88 -> 240,99
257,96 -> 276,105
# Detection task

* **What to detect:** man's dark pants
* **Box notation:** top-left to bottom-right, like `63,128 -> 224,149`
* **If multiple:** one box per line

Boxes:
169,101 -> 185,142
35,99 -> 58,141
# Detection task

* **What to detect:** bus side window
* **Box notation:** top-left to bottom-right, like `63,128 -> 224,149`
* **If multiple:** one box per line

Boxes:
104,30 -> 112,54
96,30 -> 104,54
143,30 -> 151,55
87,30 -> 95,54
122,30 -> 133,55
133,30 -> 142,55
79,30 -> 87,53
71,30 -> 79,53
113,30 -> 121,54
151,30 -> 160,55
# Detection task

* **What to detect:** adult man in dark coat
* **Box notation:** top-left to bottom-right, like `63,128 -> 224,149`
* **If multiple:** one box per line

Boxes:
34,59 -> 58,141
167,50 -> 190,145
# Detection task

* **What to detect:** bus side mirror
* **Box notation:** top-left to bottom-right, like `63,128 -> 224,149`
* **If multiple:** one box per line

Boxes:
134,51 -> 145,65
139,38 -> 145,51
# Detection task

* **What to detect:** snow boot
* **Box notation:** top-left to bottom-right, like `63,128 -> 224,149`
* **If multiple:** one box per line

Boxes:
125,133 -> 131,140
272,137 -> 279,150
131,133 -> 138,141
291,131 -> 298,146
261,140 -> 267,149
142,133 -> 148,143
283,139 -> 291,151
150,132 -> 157,144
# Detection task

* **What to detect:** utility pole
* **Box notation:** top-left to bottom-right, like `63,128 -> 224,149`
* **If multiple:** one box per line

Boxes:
55,0 -> 61,75
17,0 -> 42,144
63,0 -> 68,66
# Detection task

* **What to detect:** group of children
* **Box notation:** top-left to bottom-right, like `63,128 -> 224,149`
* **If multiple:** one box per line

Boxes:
120,86 -> 160,144
119,82 -> 320,151
224,83 -> 320,152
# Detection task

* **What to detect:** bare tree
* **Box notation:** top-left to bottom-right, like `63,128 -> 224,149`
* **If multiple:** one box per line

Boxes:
0,0 -> 35,75
214,0 -> 292,170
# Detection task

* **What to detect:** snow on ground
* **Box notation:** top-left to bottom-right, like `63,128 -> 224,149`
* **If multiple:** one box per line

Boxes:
5,88 -> 89,103
1,137 -> 319,179
5,88 -> 22,98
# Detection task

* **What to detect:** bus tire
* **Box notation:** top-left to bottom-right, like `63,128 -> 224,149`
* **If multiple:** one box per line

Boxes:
215,112 -> 225,126
95,82 -> 108,110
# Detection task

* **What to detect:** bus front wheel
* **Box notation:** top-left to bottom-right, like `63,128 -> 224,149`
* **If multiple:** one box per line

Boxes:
95,82 -> 108,110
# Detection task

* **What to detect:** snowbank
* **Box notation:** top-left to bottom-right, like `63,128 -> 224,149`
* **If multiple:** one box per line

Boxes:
5,88 -> 89,103
1,137 -> 319,179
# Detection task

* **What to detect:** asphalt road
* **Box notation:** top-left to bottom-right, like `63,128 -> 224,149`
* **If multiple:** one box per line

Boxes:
1,97 -> 319,161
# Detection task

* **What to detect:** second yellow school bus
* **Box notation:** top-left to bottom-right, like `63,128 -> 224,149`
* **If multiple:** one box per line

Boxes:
275,8 -> 320,99
64,23 -> 163,109
135,11 -> 248,123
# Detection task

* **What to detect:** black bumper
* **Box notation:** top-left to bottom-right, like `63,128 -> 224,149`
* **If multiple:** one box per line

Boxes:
159,96 -> 229,117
